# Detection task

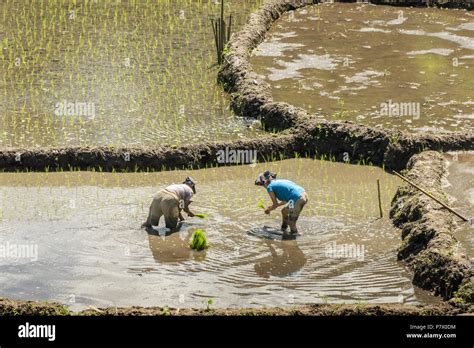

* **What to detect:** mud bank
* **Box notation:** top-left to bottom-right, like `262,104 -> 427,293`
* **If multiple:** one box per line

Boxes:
390,151 -> 473,310
0,135 -> 299,172
1,124 -> 471,172
292,118 -> 473,171
0,298 -> 466,316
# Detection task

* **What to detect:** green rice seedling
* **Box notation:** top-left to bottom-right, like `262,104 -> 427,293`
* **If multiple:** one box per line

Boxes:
1,0 -> 262,149
257,200 -> 265,210
194,213 -> 208,219
162,306 -> 171,316
189,229 -> 209,251
206,298 -> 214,312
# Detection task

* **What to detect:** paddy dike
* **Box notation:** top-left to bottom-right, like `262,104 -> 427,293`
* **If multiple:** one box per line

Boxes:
0,298 -> 464,316
0,119 -> 472,173
218,0 -> 473,169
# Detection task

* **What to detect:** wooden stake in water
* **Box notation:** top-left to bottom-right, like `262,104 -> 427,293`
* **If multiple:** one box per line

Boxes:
377,179 -> 383,219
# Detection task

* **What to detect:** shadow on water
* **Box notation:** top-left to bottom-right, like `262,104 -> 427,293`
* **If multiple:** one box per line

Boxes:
254,239 -> 307,279
145,223 -> 307,278
248,225 -> 299,240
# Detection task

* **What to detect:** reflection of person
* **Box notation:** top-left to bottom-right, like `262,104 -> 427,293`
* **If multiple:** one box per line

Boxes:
147,230 -> 194,263
255,171 -> 308,235
142,177 -> 197,230
254,240 -> 306,278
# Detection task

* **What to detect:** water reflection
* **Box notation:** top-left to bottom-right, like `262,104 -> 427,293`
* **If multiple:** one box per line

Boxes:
146,227 -> 205,263
254,240 -> 307,278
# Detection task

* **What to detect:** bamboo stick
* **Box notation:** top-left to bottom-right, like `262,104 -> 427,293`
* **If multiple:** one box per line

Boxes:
377,179 -> 383,218
216,19 -> 221,64
210,0 -> 231,65
393,171 -> 469,222
213,20 -> 220,63
227,14 -> 232,45
211,18 -> 216,43
220,0 -> 225,58
221,0 -> 224,23
220,19 -> 225,60
211,19 -> 219,61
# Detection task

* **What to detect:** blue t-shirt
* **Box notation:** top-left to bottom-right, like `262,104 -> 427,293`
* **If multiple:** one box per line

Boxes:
267,179 -> 304,203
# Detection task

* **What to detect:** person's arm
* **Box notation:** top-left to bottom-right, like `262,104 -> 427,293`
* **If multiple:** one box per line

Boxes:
265,192 -> 286,214
184,201 -> 194,217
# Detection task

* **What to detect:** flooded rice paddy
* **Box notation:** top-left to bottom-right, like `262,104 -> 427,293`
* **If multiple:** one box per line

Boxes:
0,0 -> 262,148
444,152 -> 474,257
0,159 -> 440,310
251,3 -> 474,133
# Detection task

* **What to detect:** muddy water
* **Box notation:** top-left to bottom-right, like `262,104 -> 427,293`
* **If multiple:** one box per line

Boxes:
444,152 -> 474,257
0,0 -> 262,148
0,159 -> 439,310
251,3 -> 474,133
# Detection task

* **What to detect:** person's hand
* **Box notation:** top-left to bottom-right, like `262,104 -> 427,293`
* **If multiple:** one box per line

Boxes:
179,215 -> 185,221
264,207 -> 271,215
187,212 -> 195,218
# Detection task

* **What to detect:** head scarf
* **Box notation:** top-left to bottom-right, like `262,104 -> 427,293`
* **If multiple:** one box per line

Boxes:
255,171 -> 276,186
183,176 -> 197,193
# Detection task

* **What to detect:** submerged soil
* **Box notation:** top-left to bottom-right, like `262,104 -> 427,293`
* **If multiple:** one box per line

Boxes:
250,3 -> 474,133
0,159 -> 440,310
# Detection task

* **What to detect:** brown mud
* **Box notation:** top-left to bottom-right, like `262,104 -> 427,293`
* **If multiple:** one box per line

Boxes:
0,297 -> 467,316
0,122 -> 472,173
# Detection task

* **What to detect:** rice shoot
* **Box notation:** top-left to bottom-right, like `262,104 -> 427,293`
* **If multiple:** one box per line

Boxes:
194,213 -> 208,219
189,229 -> 209,251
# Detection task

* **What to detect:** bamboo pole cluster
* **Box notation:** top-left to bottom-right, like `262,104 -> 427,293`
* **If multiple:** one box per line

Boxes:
211,0 -> 232,64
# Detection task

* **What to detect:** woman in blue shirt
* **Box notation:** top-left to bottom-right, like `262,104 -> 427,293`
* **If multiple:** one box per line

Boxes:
255,171 -> 308,235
